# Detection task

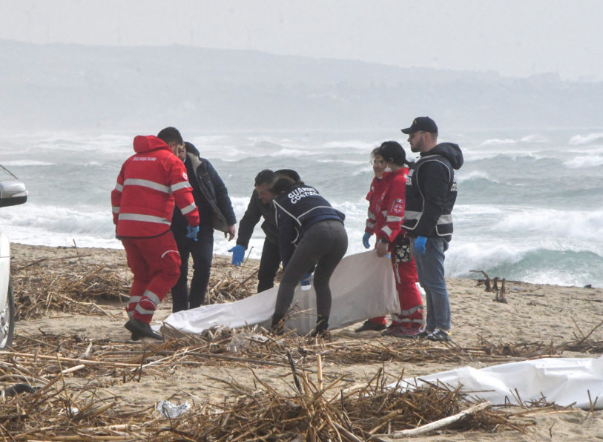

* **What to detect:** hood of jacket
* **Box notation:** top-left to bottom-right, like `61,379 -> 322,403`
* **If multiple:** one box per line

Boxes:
422,142 -> 464,170
133,135 -> 172,154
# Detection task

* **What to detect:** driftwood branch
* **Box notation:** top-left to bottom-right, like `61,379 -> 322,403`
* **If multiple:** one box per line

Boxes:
388,402 -> 490,438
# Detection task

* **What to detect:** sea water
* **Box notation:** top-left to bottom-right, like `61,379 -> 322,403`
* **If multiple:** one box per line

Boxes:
1,128 -> 602,288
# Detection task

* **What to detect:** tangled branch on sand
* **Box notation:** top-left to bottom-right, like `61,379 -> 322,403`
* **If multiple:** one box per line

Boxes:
0,341 -> 556,441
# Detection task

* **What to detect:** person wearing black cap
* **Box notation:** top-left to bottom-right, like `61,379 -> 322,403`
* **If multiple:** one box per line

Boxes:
400,117 -> 463,342
170,140 -> 237,312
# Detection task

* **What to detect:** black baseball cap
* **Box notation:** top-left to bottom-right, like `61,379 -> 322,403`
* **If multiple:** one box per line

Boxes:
401,116 -> 438,134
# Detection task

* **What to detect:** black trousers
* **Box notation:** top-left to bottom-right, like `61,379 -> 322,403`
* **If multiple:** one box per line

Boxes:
273,220 -> 348,323
171,228 -> 214,312
257,239 -> 281,293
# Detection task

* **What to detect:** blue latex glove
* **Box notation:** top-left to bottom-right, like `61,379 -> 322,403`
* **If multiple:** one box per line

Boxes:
186,225 -> 199,241
228,244 -> 245,267
362,232 -> 372,249
300,273 -> 312,289
414,236 -> 427,255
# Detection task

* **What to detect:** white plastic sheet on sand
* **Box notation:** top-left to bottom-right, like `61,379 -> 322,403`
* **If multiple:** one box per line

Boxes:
160,250 -> 400,335
400,356 -> 603,409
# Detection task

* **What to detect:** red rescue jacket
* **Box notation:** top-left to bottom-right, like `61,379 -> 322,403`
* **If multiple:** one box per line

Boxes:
373,167 -> 409,243
111,135 -> 200,238
365,176 -> 387,234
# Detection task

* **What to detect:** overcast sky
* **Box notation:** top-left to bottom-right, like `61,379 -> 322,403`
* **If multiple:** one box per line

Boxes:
1,0 -> 601,82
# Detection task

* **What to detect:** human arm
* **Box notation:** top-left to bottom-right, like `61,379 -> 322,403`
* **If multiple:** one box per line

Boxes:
110,167 -> 125,226
236,191 -> 263,249
168,158 -> 200,228
206,161 -> 237,226
415,162 -> 450,237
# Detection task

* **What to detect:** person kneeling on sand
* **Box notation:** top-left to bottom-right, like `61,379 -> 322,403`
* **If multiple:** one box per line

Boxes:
269,176 -> 348,337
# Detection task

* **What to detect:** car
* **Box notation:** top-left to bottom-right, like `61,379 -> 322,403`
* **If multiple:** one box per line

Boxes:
0,165 -> 28,349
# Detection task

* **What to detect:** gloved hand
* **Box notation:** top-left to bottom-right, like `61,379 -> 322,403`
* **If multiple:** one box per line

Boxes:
186,225 -> 199,241
300,273 -> 312,289
362,232 -> 372,249
414,236 -> 427,255
228,244 -> 245,267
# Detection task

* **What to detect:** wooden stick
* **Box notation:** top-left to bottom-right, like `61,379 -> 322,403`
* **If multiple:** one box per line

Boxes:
388,402 -> 490,438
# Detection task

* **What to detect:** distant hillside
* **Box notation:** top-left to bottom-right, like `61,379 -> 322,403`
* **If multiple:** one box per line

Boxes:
2,40 -> 602,131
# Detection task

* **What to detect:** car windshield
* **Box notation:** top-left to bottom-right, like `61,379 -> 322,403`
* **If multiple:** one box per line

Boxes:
0,166 -> 19,182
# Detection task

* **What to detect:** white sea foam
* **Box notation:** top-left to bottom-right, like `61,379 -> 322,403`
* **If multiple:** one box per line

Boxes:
520,134 -> 548,144
1,160 -> 56,166
480,138 -> 517,146
569,133 -> 603,146
564,155 -> 603,168
456,171 -> 499,184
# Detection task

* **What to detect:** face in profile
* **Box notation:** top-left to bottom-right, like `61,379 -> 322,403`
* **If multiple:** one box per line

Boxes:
372,155 -> 386,178
255,183 -> 274,204
176,144 -> 186,161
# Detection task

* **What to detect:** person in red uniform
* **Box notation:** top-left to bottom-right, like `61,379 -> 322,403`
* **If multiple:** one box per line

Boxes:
111,127 -> 200,340
373,141 -> 424,338
355,147 -> 390,332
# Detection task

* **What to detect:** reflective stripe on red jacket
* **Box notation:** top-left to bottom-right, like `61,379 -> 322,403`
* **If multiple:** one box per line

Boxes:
365,176 -> 387,234
111,135 -> 200,238
373,167 -> 409,243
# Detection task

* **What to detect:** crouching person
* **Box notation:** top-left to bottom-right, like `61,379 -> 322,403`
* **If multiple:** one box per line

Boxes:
270,176 -> 348,337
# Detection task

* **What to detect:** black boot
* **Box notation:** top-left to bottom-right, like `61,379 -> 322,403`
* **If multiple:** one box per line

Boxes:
311,315 -> 330,338
271,314 -> 285,335
125,318 -> 163,341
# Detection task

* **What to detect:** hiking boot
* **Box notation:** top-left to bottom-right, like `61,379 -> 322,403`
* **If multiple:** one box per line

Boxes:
311,315 -> 329,338
125,318 -> 163,341
385,325 -> 421,338
355,320 -> 386,333
428,329 -> 451,342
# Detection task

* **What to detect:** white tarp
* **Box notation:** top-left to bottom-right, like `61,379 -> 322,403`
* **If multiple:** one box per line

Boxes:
400,356 -> 603,409
161,251 -> 400,335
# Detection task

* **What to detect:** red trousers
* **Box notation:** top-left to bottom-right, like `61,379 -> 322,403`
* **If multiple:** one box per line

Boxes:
370,255 -> 424,329
122,232 -> 181,324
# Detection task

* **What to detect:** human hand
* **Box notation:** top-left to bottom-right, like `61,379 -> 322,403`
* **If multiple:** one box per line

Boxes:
186,225 -> 199,241
362,232 -> 371,249
376,240 -> 389,257
228,244 -> 245,266
414,236 -> 427,255
225,224 -> 236,241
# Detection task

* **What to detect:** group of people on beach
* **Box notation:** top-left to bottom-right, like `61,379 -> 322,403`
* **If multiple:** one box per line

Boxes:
110,116 -> 463,341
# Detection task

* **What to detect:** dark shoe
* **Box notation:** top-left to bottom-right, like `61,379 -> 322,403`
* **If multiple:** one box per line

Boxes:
412,329 -> 434,340
311,315 -> 329,338
428,329 -> 451,342
355,320 -> 386,333
125,318 -> 163,341
383,325 -> 421,338
130,332 -> 141,341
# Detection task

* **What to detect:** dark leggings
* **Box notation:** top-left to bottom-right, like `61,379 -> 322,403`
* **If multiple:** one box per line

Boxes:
274,220 -> 348,321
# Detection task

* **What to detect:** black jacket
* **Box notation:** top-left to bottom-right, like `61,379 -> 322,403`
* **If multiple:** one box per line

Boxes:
236,190 -> 279,249
172,152 -> 236,235
273,184 -> 345,267
402,143 -> 463,241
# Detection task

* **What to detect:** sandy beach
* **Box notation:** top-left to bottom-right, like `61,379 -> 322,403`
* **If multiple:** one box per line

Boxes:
6,242 -> 603,441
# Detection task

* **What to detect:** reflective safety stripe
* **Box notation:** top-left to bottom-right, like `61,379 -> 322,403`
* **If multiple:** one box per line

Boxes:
171,181 -> 192,192
180,202 -> 197,215
405,210 -> 421,220
118,213 -> 171,225
124,178 -> 170,194
366,220 -> 375,229
367,212 -> 376,220
135,305 -> 156,315
438,214 -> 453,225
387,215 -> 403,223
162,249 -> 180,259
381,226 -> 392,237
142,290 -> 161,306
382,210 -> 388,216
115,183 -> 124,192
397,318 -> 425,324
128,296 -> 142,304
400,305 -> 424,316
112,206 -> 120,213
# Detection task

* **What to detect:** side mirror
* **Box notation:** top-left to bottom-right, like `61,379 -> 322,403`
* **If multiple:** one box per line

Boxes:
0,167 -> 27,208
